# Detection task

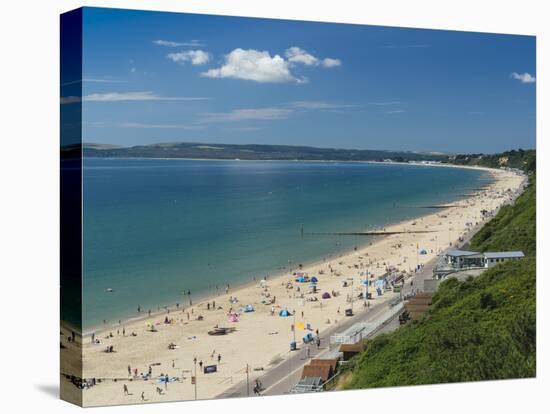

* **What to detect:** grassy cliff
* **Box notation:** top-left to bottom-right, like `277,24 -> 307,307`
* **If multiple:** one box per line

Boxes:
469,176 -> 536,256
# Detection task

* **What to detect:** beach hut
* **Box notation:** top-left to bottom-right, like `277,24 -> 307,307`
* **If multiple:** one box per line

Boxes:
322,292 -> 331,299
244,304 -> 255,313
279,309 -> 292,317
310,276 -> 319,283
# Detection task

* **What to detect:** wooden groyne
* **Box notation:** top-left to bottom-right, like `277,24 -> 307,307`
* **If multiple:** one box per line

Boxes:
304,230 -> 437,237
416,204 -> 467,209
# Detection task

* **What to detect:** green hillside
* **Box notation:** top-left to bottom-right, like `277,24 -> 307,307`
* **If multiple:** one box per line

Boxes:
469,176 -> 536,256
341,170 -> 536,389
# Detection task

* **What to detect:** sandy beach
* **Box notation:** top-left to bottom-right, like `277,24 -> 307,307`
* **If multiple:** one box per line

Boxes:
60,164 -> 527,407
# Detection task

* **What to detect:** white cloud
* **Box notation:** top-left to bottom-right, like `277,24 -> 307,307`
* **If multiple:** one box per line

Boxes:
321,58 -> 341,68
385,109 -> 407,114
289,100 -> 353,110
511,72 -> 536,84
120,122 -> 205,130
284,47 -> 341,68
61,91 -> 210,104
199,107 -> 292,123
154,39 -> 204,47
62,78 -> 127,86
202,48 -> 303,83
373,101 -> 402,106
167,50 -> 210,65
285,47 -> 319,66
201,47 -> 341,83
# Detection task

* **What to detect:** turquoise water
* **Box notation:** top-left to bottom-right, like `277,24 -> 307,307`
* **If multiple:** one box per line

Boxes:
79,158 -> 488,330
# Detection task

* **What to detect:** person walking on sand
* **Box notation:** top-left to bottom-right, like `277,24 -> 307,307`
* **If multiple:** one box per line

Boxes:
123,384 -> 129,395
218,354 -> 222,364
199,360 -> 203,371
141,392 -> 145,401
127,365 -> 131,377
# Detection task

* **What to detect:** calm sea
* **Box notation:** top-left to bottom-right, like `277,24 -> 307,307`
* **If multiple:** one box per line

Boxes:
77,158 -> 488,330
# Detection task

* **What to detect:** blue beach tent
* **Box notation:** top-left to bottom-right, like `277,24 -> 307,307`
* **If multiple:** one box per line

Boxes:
244,304 -> 255,312
279,309 -> 291,317
310,276 -> 318,283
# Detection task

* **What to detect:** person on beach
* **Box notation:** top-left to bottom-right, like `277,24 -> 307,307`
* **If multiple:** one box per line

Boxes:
199,360 -> 203,371
127,365 -> 131,377
137,305 -> 141,313
123,384 -> 129,395
141,392 -> 145,401
218,354 -> 222,364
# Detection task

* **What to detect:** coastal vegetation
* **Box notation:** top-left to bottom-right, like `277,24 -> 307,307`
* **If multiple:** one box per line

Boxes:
469,175 -> 536,256
445,149 -> 536,174
340,168 -> 536,389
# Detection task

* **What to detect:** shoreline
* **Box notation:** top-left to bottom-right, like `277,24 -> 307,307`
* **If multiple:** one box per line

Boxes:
68,163 -> 510,337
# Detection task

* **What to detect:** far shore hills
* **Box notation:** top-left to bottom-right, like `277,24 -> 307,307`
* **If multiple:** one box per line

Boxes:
61,142 -> 535,172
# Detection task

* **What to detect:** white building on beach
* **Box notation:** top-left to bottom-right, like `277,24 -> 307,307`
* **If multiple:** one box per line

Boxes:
434,249 -> 525,278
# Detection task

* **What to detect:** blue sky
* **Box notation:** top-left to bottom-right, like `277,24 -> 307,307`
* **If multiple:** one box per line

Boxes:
65,7 -> 536,153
